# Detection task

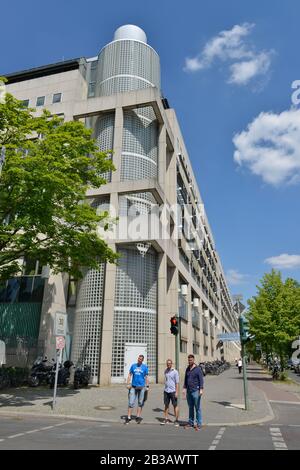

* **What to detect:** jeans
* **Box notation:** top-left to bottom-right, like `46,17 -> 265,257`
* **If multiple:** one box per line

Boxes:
128,387 -> 145,409
187,390 -> 202,426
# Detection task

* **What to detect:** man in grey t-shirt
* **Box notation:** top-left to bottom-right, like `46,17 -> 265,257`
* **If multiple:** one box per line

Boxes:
161,359 -> 179,426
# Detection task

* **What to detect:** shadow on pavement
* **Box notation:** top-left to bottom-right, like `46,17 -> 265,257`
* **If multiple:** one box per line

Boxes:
0,386 -> 79,408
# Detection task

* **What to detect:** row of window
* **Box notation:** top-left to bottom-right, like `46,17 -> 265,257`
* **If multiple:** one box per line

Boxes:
22,93 -> 62,108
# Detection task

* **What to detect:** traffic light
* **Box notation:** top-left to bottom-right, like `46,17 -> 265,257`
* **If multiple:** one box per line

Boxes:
170,316 -> 179,336
239,315 -> 254,343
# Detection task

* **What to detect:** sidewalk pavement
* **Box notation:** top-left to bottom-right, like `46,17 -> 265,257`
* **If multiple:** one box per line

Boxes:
0,364 -> 299,426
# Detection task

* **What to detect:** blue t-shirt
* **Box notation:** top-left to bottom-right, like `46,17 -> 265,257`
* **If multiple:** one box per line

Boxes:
129,363 -> 148,387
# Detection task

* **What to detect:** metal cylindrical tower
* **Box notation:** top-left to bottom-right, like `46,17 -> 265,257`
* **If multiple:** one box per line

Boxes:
96,25 -> 160,97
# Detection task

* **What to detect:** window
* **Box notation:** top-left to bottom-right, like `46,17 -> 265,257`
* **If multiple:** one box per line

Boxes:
36,96 -> 45,107
21,99 -> 29,108
180,340 -> 187,353
52,93 -> 62,104
88,82 -> 96,97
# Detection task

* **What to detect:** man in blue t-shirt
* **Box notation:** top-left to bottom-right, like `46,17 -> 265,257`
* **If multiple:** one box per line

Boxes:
125,354 -> 149,424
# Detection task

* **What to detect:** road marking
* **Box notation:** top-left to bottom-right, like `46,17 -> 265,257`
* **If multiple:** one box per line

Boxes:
0,421 -> 72,443
208,427 -> 226,450
269,427 -> 288,451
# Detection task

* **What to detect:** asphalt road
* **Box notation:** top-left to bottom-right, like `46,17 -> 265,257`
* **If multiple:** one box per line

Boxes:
287,369 -> 300,384
0,402 -> 299,451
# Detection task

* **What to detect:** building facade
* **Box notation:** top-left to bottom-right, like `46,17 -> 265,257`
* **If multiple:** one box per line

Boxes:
2,25 -> 240,383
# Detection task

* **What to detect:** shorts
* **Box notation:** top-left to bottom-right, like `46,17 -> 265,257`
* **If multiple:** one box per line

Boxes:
164,391 -> 178,407
128,386 -> 145,408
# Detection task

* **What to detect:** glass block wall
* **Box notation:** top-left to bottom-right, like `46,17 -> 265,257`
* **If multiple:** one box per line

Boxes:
111,246 -> 157,379
95,112 -> 114,183
71,265 -> 105,383
122,106 -> 158,180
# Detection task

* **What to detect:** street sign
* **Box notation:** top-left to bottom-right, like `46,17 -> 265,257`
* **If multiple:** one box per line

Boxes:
217,332 -> 240,342
56,336 -> 65,350
55,312 -> 67,337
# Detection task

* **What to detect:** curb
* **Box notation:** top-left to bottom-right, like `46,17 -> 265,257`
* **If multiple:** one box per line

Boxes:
0,408 -> 274,427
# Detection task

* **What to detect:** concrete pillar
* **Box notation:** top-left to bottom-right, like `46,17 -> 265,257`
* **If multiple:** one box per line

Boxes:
187,284 -> 193,355
38,273 -> 67,360
99,192 -> 119,385
157,252 -> 167,383
111,107 -> 123,183
158,124 -> 166,188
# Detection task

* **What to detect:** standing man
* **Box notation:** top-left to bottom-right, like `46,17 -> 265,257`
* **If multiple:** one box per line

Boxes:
238,357 -> 243,374
183,354 -> 204,431
161,359 -> 180,426
125,354 -> 149,424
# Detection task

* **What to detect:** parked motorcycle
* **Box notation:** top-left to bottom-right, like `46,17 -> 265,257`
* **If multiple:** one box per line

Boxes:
272,362 -> 280,380
49,360 -> 73,388
28,356 -> 55,387
73,364 -> 92,389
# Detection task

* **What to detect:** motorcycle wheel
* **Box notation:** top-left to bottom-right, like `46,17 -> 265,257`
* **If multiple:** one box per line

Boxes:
29,376 -> 40,387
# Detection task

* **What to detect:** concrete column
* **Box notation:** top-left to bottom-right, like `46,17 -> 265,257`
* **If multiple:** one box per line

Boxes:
187,284 -> 193,355
157,252 -> 168,383
111,107 -> 123,183
166,265 -> 179,369
99,192 -> 119,385
38,273 -> 67,360
158,124 -> 166,188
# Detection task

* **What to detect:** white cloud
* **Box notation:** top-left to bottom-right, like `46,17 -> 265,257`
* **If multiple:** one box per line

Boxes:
226,269 -> 249,286
228,52 -> 272,85
184,23 -> 272,86
233,108 -> 300,186
265,254 -> 300,270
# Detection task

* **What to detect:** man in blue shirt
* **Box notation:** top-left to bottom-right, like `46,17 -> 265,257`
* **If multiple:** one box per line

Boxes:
183,354 -> 204,431
125,354 -> 149,424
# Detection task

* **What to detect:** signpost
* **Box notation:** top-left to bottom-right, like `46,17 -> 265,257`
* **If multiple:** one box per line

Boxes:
52,312 -> 67,410
234,298 -> 250,411
217,332 -> 240,342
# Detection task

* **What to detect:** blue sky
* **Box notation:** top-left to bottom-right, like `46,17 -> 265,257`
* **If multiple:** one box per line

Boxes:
2,0 -> 300,303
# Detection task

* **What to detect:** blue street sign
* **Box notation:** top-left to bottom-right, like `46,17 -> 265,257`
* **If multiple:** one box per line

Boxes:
217,332 -> 240,342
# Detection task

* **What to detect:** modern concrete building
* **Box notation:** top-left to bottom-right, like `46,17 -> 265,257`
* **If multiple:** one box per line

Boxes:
2,25 -> 240,383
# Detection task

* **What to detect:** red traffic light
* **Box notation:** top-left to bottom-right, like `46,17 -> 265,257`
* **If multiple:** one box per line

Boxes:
170,316 -> 179,335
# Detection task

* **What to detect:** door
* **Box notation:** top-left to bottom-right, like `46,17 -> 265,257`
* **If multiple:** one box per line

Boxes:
124,343 -> 147,381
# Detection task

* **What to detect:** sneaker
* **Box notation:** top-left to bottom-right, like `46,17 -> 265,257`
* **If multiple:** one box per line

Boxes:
194,425 -> 203,431
136,417 -> 142,424
174,420 -> 180,427
124,417 -> 131,424
184,423 -> 194,429
160,419 -> 168,425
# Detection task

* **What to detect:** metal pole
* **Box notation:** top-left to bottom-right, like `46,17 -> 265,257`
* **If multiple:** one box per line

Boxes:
52,348 -> 62,410
175,316 -> 180,373
241,341 -> 249,410
237,300 -> 249,411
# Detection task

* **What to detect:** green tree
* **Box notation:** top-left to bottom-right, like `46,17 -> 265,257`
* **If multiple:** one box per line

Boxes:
0,91 -> 118,281
248,270 -> 300,369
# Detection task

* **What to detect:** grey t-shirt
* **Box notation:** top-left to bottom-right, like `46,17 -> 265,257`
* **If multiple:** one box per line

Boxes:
164,368 -> 179,393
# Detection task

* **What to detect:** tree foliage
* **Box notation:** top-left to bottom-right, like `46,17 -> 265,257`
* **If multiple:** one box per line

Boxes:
247,269 -> 300,364
0,92 -> 118,281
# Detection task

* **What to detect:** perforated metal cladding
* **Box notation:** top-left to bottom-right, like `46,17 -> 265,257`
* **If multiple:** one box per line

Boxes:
71,265 -> 105,381
95,113 -> 114,183
111,247 -> 157,378
121,107 -> 158,180
97,40 -> 160,97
